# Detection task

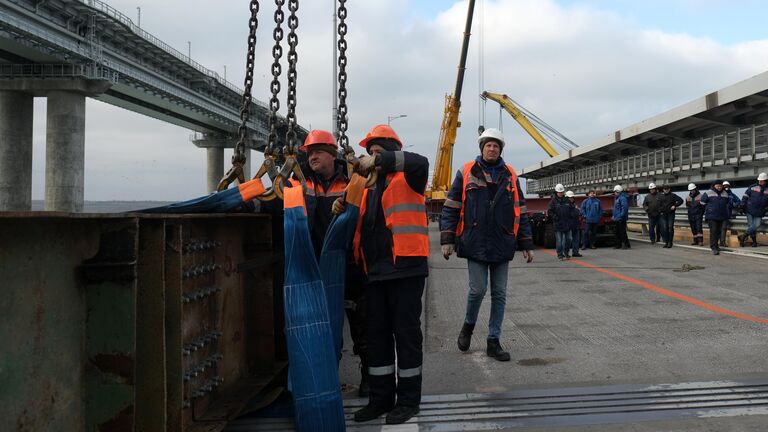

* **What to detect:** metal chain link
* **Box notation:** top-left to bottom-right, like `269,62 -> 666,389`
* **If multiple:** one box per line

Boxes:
336,0 -> 350,154
266,0 -> 286,157
284,0 -> 299,155
235,0 -> 259,164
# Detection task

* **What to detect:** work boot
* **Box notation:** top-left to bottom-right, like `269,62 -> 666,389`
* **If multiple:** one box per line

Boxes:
738,234 -> 746,247
486,338 -> 511,362
354,403 -> 393,422
690,239 -> 698,245
385,405 -> 420,425
752,235 -> 758,247
712,249 -> 720,255
457,322 -> 474,352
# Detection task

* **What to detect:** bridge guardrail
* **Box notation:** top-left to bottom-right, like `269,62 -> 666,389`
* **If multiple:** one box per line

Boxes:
0,63 -> 118,82
627,208 -> 768,234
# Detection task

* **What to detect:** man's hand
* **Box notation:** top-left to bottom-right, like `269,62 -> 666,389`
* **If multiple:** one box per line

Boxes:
522,249 -> 534,263
332,197 -> 346,215
441,244 -> 454,260
356,155 -> 377,174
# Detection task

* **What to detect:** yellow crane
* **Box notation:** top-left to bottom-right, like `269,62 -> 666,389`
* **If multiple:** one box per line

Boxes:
427,0 -> 475,202
480,91 -> 561,158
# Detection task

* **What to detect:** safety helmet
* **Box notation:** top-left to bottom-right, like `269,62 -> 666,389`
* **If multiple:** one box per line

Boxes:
359,124 -> 402,149
687,183 -> 697,191
758,172 -> 768,181
300,129 -> 337,152
723,180 -> 731,186
565,191 -> 575,198
613,185 -> 623,192
478,128 -> 505,149
648,183 -> 657,189
554,184 -> 565,193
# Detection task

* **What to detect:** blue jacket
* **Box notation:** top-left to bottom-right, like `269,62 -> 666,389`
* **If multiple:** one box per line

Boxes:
440,156 -> 534,263
700,188 -> 732,221
612,192 -> 629,221
741,183 -> 768,217
725,189 -> 741,218
547,195 -> 573,232
580,196 -> 602,224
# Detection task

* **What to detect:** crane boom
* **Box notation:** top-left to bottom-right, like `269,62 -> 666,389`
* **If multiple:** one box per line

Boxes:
429,0 -> 475,201
481,91 -> 560,158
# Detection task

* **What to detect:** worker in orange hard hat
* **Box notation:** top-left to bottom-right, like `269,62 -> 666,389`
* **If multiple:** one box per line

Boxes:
335,124 -> 429,425
288,129 -> 371,397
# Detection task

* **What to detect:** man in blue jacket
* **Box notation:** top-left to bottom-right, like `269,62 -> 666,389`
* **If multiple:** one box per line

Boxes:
738,172 -> 767,247
580,190 -> 602,249
440,128 -> 534,363
548,184 -> 574,260
700,179 -> 732,255
612,185 -> 630,249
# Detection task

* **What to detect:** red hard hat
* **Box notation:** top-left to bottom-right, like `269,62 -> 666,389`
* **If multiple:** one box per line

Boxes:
359,124 -> 402,149
300,129 -> 337,152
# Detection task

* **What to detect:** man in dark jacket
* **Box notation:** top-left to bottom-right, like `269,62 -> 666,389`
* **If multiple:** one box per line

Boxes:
344,125 -> 429,425
721,181 -> 741,247
700,179 -> 733,255
612,185 -> 631,249
566,191 -> 583,257
642,183 -> 662,244
441,128 -> 534,364
686,183 -> 704,246
548,184 -> 573,260
738,172 -> 768,247
658,184 -> 684,248
580,190 -> 602,249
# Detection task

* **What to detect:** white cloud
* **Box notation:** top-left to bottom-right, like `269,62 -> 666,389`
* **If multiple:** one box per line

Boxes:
27,0 -> 768,200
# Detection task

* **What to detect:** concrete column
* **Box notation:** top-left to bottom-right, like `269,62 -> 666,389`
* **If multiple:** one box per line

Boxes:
0,91 -> 34,211
206,147 -> 224,193
45,91 -> 85,212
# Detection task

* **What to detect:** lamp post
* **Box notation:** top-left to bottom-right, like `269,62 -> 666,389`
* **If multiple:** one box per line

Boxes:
187,41 -> 191,59
223,65 -> 227,81
136,7 -> 141,27
387,114 -> 407,125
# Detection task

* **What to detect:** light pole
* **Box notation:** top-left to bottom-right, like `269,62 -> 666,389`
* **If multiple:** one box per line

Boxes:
187,41 -> 191,59
387,114 -> 407,125
223,65 -> 227,81
136,7 -> 141,27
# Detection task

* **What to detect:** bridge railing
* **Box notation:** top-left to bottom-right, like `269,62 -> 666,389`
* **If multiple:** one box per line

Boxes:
627,208 -> 768,234
0,63 -> 118,82
528,122 -> 768,194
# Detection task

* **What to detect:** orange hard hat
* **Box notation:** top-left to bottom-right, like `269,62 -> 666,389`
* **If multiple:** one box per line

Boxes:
359,124 -> 402,149
300,129 -> 337,152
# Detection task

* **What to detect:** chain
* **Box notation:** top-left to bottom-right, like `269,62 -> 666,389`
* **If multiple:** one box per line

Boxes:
266,0 -> 286,157
234,0 -> 260,165
284,0 -> 299,155
336,0 -> 350,154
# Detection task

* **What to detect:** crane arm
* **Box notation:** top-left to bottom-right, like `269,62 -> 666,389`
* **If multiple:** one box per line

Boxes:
481,91 -> 560,158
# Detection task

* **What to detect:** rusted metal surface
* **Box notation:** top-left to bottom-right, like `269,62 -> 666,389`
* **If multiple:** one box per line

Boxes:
0,212 -> 279,431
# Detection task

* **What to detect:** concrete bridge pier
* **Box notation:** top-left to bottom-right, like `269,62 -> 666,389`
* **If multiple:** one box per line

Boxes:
206,147 -> 224,193
45,91 -> 86,212
0,91 -> 34,211
195,133 -> 260,193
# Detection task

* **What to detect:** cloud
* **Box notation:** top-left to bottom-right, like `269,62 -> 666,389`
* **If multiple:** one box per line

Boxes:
27,0 -> 768,200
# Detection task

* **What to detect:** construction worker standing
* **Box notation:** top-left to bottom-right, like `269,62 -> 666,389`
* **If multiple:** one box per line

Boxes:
721,181 -> 741,247
700,179 -> 732,255
566,191 -> 583,257
547,184 -> 572,260
612,185 -> 631,249
658,184 -> 683,248
580,190 -> 602,249
342,125 -> 429,425
642,183 -> 662,244
440,127 -> 535,362
738,172 -> 768,247
686,183 -> 704,246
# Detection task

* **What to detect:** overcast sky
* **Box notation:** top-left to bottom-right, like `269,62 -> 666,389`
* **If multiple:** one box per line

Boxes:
28,0 -> 768,200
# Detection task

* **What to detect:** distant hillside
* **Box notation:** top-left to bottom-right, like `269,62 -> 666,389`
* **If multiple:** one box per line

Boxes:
31,200 -> 174,213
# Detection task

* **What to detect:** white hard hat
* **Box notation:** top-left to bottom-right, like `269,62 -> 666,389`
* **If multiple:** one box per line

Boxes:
723,180 -> 731,186
613,185 -> 623,192
565,190 -> 575,198
554,184 -> 565,193
648,183 -> 657,189
687,183 -> 697,191
758,172 -> 768,181
478,128 -> 505,149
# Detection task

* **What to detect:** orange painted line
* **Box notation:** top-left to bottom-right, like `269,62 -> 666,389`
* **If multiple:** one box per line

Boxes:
541,249 -> 768,325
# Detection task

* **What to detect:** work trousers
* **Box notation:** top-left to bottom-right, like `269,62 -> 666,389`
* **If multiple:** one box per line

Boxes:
614,219 -> 630,247
659,213 -> 676,244
647,215 -> 661,242
688,214 -> 704,240
569,228 -> 582,255
584,223 -> 598,248
708,219 -> 725,250
555,230 -> 572,258
721,219 -> 732,245
366,276 -> 425,408
344,268 -> 368,364
465,259 -> 509,340
746,213 -> 763,237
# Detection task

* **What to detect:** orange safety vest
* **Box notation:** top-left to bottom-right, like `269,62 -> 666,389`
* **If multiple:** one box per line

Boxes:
455,161 -> 522,237
353,172 -> 429,271
288,176 -> 347,198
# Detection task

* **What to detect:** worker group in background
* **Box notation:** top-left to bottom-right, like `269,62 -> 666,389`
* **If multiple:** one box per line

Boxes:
580,190 -> 602,249
547,184 -> 574,260
440,128 -> 535,362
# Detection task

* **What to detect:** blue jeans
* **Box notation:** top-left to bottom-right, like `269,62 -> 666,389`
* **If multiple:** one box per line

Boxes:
569,228 -> 581,255
648,215 -> 661,242
659,213 -> 676,243
555,230 -> 572,257
465,260 -> 509,340
746,213 -> 763,236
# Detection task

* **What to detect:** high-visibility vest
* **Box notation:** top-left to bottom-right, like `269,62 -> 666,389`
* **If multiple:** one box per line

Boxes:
353,172 -> 429,270
288,176 -> 347,198
455,161 -> 522,237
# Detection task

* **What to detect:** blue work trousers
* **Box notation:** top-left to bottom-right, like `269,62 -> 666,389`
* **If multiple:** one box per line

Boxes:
648,215 -> 661,242
746,213 -> 763,236
465,260 -> 509,340
555,230 -> 572,258
659,213 -> 676,244
569,228 -> 581,255
583,223 -> 598,248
